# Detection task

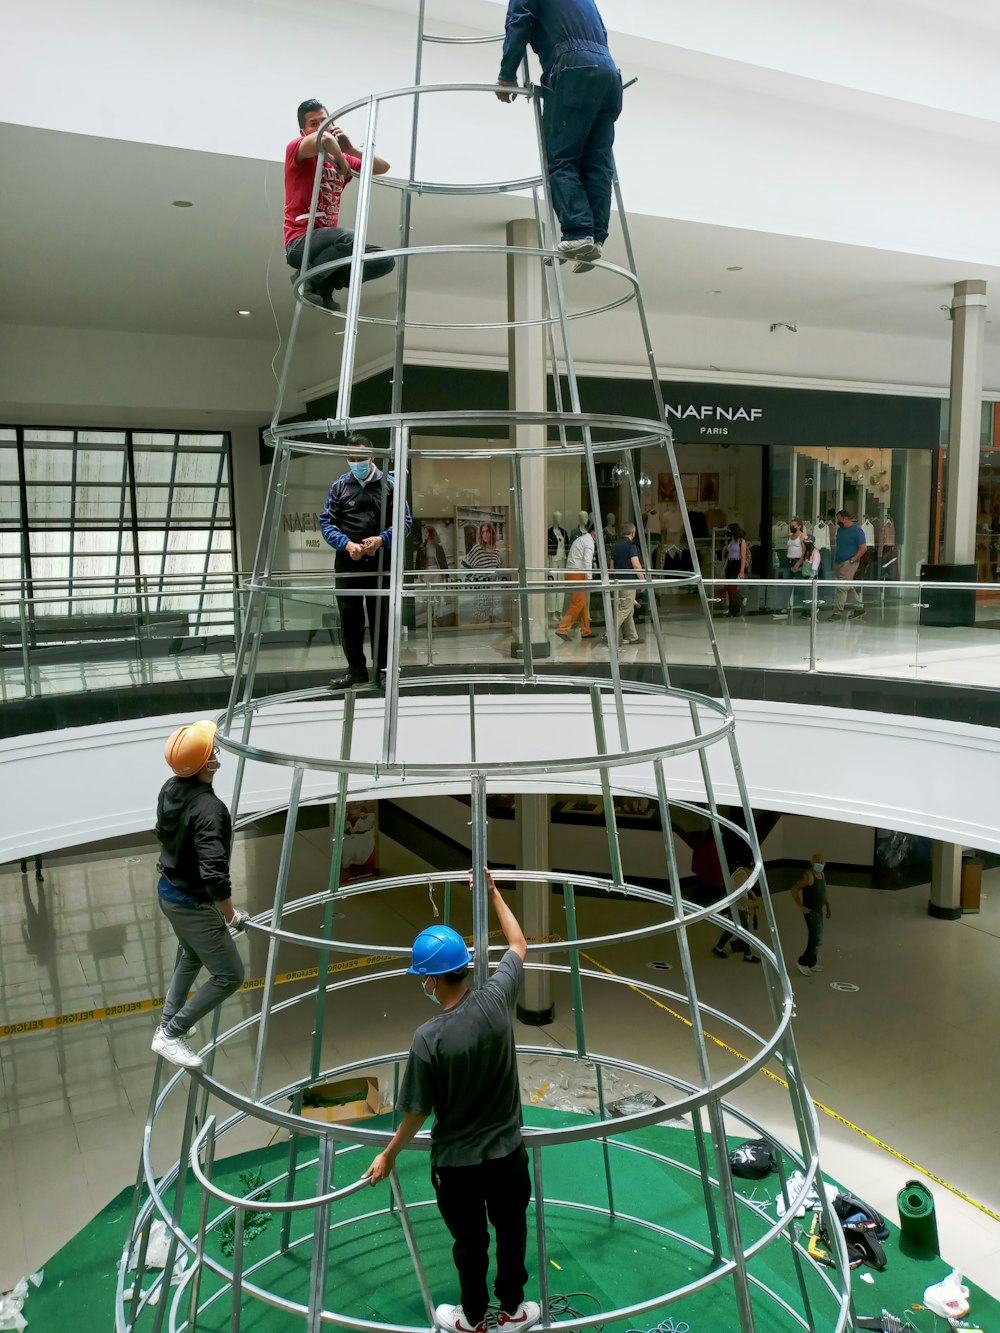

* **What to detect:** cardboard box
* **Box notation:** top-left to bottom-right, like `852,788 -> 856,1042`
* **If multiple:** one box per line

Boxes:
298,1077 -> 385,1124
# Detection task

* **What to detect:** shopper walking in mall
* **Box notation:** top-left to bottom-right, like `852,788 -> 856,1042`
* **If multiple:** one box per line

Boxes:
831,510 -> 867,620
789,854 -> 831,976
610,519 -> 644,642
555,520 -> 596,639
152,720 -> 247,1070
365,869 -> 540,1333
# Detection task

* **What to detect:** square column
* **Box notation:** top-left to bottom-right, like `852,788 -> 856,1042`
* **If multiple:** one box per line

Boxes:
944,279 -> 988,564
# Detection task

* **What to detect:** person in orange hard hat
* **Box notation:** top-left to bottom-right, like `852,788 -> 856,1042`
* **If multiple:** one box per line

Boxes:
152,720 -> 247,1070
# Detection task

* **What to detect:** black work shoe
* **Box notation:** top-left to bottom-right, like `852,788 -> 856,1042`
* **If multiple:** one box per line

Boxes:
712,945 -> 727,959
329,670 -> 368,690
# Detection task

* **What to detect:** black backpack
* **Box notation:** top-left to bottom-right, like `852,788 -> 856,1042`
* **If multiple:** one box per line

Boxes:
832,1190 -> 889,1271
728,1138 -> 778,1179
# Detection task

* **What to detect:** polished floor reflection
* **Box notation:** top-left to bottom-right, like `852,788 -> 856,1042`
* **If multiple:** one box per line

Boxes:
2,835 -> 999,1301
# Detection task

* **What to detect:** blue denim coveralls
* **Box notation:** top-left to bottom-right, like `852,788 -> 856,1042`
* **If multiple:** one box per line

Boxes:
499,0 -> 622,244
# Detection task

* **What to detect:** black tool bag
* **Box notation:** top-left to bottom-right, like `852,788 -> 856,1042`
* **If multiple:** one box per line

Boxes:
833,1190 -> 889,1271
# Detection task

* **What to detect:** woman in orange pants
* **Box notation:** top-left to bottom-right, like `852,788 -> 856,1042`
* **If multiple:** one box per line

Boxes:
555,522 -> 595,639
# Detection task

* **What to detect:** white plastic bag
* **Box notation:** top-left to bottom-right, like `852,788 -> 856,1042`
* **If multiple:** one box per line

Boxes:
923,1267 -> 970,1321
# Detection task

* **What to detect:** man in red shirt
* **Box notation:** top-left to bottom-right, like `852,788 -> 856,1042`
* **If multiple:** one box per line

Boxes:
284,99 -> 395,311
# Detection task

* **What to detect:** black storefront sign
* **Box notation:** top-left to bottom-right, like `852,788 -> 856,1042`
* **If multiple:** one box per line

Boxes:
297,366 -> 941,453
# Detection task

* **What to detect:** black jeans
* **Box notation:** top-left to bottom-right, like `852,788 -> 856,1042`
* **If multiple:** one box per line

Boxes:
798,909 -> 825,968
157,888 -> 244,1037
286,228 -> 395,298
432,1144 -> 531,1325
335,552 -> 388,676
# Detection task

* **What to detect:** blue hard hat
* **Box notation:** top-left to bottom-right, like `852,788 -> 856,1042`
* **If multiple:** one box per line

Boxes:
407,925 -> 472,975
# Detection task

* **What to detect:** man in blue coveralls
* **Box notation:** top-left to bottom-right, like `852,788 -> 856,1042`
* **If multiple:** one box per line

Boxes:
496,0 -> 622,274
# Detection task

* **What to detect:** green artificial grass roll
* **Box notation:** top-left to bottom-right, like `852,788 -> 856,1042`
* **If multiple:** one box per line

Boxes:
897,1178 -> 939,1257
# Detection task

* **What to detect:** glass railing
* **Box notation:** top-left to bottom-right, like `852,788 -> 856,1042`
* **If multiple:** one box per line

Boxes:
2,570 -> 999,704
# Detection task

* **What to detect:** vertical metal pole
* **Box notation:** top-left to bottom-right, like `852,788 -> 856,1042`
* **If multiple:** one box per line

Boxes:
279,1090 -> 304,1253
689,1105 -> 724,1264
229,1201 -> 247,1333
652,757 -> 757,1332
187,1119 -> 216,1332
469,774 -> 490,990
532,1144 -> 551,1324
389,1168 -> 437,1324
149,1076 -> 199,1333
335,97 -> 381,425
124,1057 -> 165,1266
197,1003 -> 225,1128
312,692 -> 356,1081
563,883 -> 614,1216
511,452 -> 535,678
588,685 -> 624,887
306,1134 -> 335,1333
18,598 -> 33,699
382,425 -> 410,764
251,766 -> 304,1101
625,452 -> 672,688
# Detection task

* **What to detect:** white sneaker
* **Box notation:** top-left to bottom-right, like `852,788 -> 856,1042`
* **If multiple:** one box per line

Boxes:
434,1305 -> 486,1333
543,237 -> 599,266
498,1302 -> 541,1331
151,1026 -> 204,1070
810,963 -> 824,973
795,963 -> 813,976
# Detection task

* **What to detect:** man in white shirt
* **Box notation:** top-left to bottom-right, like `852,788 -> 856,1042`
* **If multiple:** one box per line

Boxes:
554,521 -> 596,639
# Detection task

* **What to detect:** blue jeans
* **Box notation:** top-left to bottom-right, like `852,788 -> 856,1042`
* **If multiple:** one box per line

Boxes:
778,558 -> 803,609
798,909 -> 824,968
286,228 -> 395,299
543,52 -> 622,242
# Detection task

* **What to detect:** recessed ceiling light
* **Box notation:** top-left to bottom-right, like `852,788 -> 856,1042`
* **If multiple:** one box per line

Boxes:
236,309 -> 252,317
707,289 -> 721,295
726,265 -> 743,271
171,199 -> 193,208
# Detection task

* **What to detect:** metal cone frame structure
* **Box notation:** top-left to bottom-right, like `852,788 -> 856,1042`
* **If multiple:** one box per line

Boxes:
118,6 -> 854,1332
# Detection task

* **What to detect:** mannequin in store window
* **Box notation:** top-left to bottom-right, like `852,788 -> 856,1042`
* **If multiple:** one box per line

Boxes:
569,509 -> 590,543
547,511 -> 570,617
722,525 -> 748,617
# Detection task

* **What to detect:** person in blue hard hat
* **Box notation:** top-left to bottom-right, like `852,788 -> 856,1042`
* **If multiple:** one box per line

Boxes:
495,0 -> 622,274
365,869 -> 538,1333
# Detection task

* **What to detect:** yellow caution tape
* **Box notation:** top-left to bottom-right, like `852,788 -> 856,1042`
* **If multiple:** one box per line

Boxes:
0,926 -> 516,1042
575,944 -> 1000,1227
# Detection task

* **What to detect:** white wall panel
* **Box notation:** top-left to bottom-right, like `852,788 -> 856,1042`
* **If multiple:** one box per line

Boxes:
2,696 -> 997,862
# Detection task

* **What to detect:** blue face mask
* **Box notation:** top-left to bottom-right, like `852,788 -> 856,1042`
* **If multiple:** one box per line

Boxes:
812,862 -> 825,873
349,460 -> 371,481
421,978 -> 440,1006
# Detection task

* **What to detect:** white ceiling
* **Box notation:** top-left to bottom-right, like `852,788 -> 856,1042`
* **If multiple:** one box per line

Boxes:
2,120 -> 996,350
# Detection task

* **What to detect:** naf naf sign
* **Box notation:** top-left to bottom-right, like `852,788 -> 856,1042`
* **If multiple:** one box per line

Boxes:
664,402 -> 763,437
651,381 -> 940,449
283,511 -> 323,550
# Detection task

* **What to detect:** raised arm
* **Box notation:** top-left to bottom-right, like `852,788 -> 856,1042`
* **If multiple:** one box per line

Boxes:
482,867 -> 527,960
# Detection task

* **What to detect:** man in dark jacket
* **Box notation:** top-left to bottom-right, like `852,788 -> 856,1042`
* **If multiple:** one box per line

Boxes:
496,0 -> 622,272
152,719 -> 247,1070
320,433 -> 413,690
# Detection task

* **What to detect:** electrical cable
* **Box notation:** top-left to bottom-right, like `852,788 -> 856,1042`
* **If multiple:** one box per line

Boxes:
262,159 -> 284,385
623,1319 -> 691,1333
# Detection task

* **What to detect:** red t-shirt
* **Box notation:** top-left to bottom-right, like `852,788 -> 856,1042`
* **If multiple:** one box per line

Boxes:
283,139 -> 363,247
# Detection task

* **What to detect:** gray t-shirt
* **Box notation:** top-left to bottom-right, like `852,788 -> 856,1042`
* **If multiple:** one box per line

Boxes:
397,950 -> 523,1167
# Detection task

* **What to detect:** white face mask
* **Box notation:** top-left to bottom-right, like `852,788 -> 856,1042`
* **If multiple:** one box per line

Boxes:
421,977 -> 440,1006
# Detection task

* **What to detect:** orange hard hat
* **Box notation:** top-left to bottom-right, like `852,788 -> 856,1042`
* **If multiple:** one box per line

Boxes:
164,720 -> 218,777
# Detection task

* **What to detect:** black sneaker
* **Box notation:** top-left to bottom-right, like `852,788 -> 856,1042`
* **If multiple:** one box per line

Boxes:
849,608 -> 865,619
329,670 -> 368,690
712,945 -> 727,959
743,953 -> 761,964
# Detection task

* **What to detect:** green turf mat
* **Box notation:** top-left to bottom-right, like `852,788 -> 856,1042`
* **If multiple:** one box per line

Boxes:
18,1108 -> 1000,1333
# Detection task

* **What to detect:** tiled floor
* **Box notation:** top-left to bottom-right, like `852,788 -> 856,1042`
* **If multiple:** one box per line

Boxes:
3,591 -> 1000,702
2,834 -> 998,1303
